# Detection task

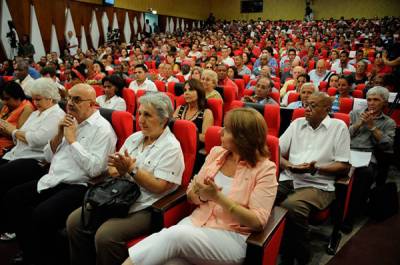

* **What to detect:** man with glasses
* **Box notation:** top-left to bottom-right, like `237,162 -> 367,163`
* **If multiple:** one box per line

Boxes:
2,84 -> 117,265
277,92 -> 350,265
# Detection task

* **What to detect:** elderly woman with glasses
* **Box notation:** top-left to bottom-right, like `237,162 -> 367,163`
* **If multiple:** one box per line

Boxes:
96,74 -> 127,111
67,92 -> 185,265
0,78 -> 65,240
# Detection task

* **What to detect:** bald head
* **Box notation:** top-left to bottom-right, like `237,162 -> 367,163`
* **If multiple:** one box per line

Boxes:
67,84 -> 97,123
70,83 -> 96,102
316,59 -> 326,75
292,66 -> 305,79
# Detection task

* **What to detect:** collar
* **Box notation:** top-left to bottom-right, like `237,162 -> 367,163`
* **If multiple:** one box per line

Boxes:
301,115 -> 331,130
79,110 -> 100,127
136,125 -> 172,149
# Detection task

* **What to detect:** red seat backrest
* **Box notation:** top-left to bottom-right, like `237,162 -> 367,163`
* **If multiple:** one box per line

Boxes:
92,85 -> 105,97
111,111 -> 134,151
154,80 -> 166,92
125,78 -> 134,87
264,104 -> 280,137
339,98 -> 353,114
270,92 -> 280,104
287,92 -> 300,105
207,98 -> 223,126
352,90 -> 364,99
291,108 -> 306,121
230,100 -> 245,110
327,87 -> 337,96
234,79 -> 245,99
122,88 -> 136,114
242,74 -> 250,85
221,85 -> 236,113
171,120 -> 197,187
333,113 -> 350,127
267,135 -> 280,177
176,75 -> 185,83
286,84 -> 295,92
319,81 -> 328,92
355,83 -> 366,91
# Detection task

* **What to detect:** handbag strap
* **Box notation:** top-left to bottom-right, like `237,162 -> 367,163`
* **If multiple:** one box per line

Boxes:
81,186 -> 95,230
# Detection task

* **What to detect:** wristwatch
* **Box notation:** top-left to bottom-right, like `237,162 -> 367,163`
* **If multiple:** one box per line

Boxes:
129,166 -> 139,178
369,126 -> 377,132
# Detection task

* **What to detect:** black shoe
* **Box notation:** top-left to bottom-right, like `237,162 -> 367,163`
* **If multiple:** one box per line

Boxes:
327,232 -> 342,255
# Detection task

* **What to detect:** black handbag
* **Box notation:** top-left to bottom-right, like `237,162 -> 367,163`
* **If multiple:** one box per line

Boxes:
81,177 -> 141,233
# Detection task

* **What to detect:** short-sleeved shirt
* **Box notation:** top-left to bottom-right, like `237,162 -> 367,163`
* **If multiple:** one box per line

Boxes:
279,116 -> 350,191
128,78 -> 158,93
96,95 -> 127,111
120,126 -> 185,213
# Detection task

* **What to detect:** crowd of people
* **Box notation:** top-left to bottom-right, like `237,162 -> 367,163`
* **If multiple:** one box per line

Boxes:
0,15 -> 399,265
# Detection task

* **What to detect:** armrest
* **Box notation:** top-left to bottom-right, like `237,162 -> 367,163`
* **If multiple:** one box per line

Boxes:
151,187 -> 187,213
246,206 -> 287,247
244,206 -> 287,265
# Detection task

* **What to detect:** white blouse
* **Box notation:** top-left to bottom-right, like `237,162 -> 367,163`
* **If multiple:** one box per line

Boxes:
4,104 -> 65,161
96,95 -> 126,111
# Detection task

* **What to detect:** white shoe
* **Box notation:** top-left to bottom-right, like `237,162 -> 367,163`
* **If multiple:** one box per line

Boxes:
0,232 -> 16,241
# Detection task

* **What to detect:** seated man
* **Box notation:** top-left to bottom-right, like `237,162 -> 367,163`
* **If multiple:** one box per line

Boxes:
1,84 -> 117,265
344,86 -> 396,231
216,63 -> 239,97
331,50 -> 356,74
243,77 -> 278,105
128,64 -> 157,93
308,59 -> 332,88
277,92 -> 351,265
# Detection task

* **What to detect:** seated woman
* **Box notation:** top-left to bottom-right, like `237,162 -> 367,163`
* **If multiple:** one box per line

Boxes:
0,82 -> 34,157
96,74 -> 127,111
0,78 -> 64,240
287,82 -> 316,109
87,61 -> 106,84
173,79 -> 214,143
243,77 -> 278,105
327,73 -> 339,89
124,107 -> 278,265
227,66 -> 239,80
201,69 -> 222,100
66,92 -> 185,265
332,75 -> 353,113
190,66 -> 203,80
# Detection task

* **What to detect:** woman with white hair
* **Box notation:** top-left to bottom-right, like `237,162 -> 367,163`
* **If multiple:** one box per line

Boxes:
67,92 -> 185,265
344,86 -> 396,232
0,77 -> 65,240
201,69 -> 222,100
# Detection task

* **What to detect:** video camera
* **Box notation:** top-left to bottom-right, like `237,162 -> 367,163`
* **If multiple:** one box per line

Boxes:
6,20 -> 17,48
107,28 -> 120,44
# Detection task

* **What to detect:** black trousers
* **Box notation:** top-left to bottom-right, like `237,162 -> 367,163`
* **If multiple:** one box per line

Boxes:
0,158 -> 49,231
3,180 -> 87,265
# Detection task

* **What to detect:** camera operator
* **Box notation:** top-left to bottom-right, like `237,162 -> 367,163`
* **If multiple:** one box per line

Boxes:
18,34 -> 35,59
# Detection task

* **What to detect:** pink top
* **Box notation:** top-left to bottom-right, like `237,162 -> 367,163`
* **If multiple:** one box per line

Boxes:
188,146 -> 278,235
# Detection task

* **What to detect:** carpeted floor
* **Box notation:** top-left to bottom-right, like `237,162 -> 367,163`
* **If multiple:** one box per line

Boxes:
327,208 -> 400,265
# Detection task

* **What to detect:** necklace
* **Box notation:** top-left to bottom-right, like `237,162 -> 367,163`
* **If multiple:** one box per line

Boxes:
183,107 -> 199,121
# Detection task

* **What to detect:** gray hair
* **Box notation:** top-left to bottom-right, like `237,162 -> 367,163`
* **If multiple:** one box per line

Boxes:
300,82 -> 317,92
31,77 -> 61,103
139,92 -> 173,125
366,86 -> 389,102
202,69 -> 218,85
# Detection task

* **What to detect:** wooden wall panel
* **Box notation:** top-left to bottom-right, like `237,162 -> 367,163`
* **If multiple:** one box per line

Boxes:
1,0 -> 202,61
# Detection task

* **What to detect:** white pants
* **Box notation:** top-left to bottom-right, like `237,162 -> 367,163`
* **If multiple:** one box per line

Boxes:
128,217 -> 248,265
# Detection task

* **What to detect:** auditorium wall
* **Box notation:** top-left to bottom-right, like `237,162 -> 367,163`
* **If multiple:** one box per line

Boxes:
76,0 -> 210,20
210,0 -> 400,21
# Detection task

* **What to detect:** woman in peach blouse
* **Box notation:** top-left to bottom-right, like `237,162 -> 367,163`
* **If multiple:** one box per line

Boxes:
0,82 -> 34,157
124,108 -> 278,265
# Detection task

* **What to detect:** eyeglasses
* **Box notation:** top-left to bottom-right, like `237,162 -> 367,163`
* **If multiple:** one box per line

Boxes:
205,66 -> 213,69
66,96 -> 92,104
303,102 -> 319,110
